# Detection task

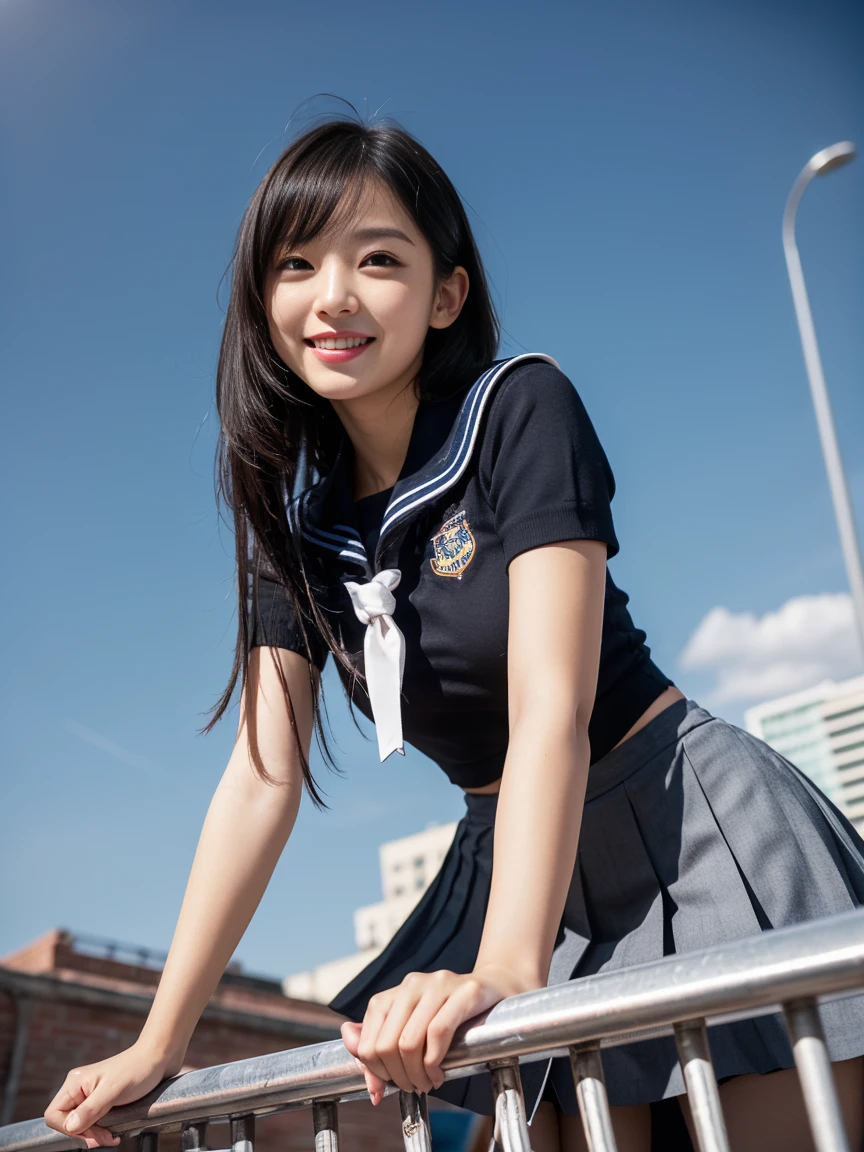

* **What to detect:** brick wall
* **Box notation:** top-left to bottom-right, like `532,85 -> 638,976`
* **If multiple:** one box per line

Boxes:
0,931 -> 460,1152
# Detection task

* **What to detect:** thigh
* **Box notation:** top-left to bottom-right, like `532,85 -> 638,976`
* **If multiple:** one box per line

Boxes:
678,1057 -> 864,1152
527,1102 -> 560,1152
557,1103 -> 651,1152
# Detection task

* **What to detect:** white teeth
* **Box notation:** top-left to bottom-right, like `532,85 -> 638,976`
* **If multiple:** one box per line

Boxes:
312,336 -> 370,349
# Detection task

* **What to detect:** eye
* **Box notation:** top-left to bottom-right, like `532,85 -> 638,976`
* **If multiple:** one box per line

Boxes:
362,251 -> 401,268
278,256 -> 312,272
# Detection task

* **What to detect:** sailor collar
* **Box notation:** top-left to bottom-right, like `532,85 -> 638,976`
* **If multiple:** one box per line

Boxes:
285,352 -> 559,762
287,352 -> 559,579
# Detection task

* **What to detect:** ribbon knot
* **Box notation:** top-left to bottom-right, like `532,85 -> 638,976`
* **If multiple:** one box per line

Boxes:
343,569 -> 406,761
345,576 -> 397,626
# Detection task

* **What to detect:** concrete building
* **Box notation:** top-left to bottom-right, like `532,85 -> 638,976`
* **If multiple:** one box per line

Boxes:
284,821 -> 458,1005
745,673 -> 864,832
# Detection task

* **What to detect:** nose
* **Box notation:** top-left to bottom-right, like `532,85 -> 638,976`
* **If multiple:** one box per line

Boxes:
314,256 -> 359,317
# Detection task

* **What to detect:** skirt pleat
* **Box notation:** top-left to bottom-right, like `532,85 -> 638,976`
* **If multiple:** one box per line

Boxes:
328,698 -> 864,1117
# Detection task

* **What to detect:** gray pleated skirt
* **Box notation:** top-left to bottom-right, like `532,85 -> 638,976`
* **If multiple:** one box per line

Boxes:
329,698 -> 864,1117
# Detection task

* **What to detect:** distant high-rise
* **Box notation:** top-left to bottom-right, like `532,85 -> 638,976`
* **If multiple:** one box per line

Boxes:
745,673 -> 864,833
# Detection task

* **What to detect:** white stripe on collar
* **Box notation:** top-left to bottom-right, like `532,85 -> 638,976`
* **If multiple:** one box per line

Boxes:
379,353 -> 558,538
288,491 -> 367,567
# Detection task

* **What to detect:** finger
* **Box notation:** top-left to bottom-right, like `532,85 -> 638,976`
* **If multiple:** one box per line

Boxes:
63,1083 -> 122,1137
370,980 -> 431,1093
80,1136 -> 116,1150
45,1077 -> 90,1131
424,979 -> 488,1085
340,1021 -> 362,1057
340,1023 -> 388,1105
398,982 -> 457,1093
78,1124 -> 121,1148
357,991 -> 401,1087
363,1064 -> 388,1105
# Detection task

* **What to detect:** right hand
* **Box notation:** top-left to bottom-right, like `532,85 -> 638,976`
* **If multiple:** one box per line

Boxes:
44,1043 -> 183,1149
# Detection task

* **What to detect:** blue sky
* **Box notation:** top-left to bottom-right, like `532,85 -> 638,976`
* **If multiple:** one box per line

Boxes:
1,0 -> 862,981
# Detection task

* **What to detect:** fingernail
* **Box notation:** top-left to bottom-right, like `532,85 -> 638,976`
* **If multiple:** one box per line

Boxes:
66,1114 -> 80,1133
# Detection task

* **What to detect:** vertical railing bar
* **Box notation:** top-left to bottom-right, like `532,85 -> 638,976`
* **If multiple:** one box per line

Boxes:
674,1020 -> 730,1152
488,1060 -> 532,1152
784,998 -> 851,1152
229,1114 -> 255,1152
398,1090 -> 432,1152
137,1134 -> 159,1152
568,1043 -> 618,1152
180,1121 -> 208,1152
312,1100 -> 339,1152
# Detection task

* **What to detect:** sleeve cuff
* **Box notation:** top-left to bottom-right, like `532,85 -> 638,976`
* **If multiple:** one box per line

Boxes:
498,501 -> 620,567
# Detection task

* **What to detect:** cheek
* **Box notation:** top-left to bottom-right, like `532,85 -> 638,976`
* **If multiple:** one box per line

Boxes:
370,279 -> 433,342
268,288 -> 307,356
269,287 -> 298,334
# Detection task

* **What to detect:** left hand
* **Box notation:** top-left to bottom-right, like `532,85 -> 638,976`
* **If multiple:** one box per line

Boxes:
340,964 -> 539,1104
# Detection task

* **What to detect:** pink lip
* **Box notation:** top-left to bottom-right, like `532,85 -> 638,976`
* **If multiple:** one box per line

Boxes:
305,333 -> 376,364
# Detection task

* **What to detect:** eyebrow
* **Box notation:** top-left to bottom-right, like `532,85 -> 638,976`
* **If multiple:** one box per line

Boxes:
349,227 -> 415,246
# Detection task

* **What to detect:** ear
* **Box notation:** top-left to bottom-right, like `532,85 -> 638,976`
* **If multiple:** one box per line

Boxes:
428,266 -> 470,330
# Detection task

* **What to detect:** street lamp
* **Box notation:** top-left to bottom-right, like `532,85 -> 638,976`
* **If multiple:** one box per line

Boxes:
782,141 -> 864,660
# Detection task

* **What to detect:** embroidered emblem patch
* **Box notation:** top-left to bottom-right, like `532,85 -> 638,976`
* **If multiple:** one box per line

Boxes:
430,509 -> 476,577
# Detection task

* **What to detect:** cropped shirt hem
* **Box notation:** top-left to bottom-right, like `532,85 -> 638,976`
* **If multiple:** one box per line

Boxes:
588,656 -> 674,765
438,749 -> 508,790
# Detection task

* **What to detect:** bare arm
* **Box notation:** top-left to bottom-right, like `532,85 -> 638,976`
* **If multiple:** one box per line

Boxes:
137,647 -> 313,1061
342,538 -> 607,1099
473,538 -> 605,982
44,647 -> 314,1147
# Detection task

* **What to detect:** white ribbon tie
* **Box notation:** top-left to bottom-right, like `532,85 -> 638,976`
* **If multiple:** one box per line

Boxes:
343,569 -> 406,761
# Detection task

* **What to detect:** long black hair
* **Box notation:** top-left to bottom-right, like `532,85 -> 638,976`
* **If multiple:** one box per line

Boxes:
204,116 -> 500,805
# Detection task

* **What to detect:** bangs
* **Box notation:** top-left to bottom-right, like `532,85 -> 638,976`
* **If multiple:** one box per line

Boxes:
256,132 -> 374,273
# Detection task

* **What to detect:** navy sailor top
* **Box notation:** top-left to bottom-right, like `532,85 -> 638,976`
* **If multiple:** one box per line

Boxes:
249,355 -> 674,788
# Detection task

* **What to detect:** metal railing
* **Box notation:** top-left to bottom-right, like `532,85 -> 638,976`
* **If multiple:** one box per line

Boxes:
3,909 -> 864,1152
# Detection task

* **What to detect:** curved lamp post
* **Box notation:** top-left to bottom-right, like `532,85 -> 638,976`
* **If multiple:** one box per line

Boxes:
782,141 -> 864,660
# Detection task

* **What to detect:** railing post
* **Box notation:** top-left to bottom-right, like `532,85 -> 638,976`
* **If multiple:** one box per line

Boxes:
568,1043 -> 618,1152
138,1134 -> 158,1152
674,1020 -> 730,1152
312,1101 -> 339,1152
399,1091 -> 432,1152
784,999 -> 851,1152
489,1060 -> 532,1152
181,1122 -> 208,1152
230,1115 -> 255,1152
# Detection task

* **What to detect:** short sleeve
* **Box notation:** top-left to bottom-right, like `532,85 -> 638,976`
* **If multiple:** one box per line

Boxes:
478,360 -> 619,566
248,568 -> 329,671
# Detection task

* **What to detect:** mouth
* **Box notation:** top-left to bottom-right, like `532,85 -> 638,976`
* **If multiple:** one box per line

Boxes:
304,335 -> 374,350
304,334 -> 376,363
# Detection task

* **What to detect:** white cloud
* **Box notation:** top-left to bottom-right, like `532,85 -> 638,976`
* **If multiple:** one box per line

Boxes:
678,593 -> 862,705
63,719 -> 153,771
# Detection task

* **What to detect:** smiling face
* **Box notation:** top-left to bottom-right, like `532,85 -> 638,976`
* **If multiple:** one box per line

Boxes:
264,178 -> 469,405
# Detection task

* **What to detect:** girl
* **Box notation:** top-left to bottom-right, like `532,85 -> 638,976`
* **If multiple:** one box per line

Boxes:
45,119 -> 864,1152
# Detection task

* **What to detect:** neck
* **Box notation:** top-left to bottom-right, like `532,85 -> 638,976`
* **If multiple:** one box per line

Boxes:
330,364 -> 421,501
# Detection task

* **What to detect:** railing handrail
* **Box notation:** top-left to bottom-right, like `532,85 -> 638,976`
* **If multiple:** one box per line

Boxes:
4,907 -> 864,1152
